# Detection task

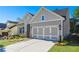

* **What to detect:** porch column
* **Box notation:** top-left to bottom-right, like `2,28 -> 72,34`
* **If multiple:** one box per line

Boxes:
60,20 -> 64,41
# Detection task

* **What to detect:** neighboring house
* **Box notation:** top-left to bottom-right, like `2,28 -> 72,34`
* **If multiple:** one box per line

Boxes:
29,7 -> 70,41
0,23 -> 7,36
9,25 -> 18,36
6,21 -> 18,36
0,23 -> 6,30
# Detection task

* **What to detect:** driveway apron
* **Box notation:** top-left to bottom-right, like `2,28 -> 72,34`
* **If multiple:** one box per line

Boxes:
5,39 -> 55,52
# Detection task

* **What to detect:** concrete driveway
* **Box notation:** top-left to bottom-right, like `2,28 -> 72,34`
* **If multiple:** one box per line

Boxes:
5,39 -> 55,52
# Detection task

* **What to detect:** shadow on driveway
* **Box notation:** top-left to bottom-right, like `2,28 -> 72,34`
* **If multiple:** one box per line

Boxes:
0,45 -> 6,52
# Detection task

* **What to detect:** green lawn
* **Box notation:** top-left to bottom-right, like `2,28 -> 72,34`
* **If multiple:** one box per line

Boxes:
48,45 -> 79,52
0,38 -> 24,47
48,37 -> 79,52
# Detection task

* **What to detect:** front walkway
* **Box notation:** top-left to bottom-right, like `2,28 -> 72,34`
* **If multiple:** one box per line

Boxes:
5,39 -> 54,52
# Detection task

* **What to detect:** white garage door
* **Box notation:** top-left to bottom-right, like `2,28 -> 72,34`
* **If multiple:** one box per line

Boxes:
44,26 -> 59,41
50,26 -> 59,41
38,27 -> 43,39
31,26 -> 59,41
31,27 -> 38,39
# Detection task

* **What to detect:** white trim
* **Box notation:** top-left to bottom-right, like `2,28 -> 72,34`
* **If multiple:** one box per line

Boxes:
49,26 -> 51,39
50,25 -> 59,40
31,19 -> 62,24
37,27 -> 44,39
42,7 -> 64,20
37,26 -> 38,38
30,7 -> 64,23
50,26 -> 52,39
61,20 -> 63,41
43,27 -> 44,39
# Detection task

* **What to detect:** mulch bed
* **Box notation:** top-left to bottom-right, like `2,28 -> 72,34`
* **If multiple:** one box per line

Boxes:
55,34 -> 79,46
65,34 -> 79,46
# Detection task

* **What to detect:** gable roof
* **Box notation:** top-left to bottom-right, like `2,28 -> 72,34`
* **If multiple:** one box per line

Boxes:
28,12 -> 34,16
53,8 -> 68,16
7,21 -> 18,24
9,25 -> 16,29
7,21 -> 18,28
30,7 -> 65,23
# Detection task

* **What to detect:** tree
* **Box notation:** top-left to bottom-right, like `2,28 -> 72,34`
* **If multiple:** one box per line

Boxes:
73,8 -> 79,32
74,8 -> 79,18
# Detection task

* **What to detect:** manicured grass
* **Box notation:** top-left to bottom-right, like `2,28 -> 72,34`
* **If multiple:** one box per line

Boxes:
0,38 -> 24,47
48,45 -> 79,52
48,38 -> 79,52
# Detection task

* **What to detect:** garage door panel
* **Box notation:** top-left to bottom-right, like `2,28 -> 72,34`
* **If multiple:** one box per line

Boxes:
44,27 -> 50,35
50,36 -> 58,41
33,28 -> 37,35
38,35 -> 43,39
51,27 -> 58,35
38,28 -> 43,39
50,27 -> 59,41
44,27 -> 50,40
44,36 -> 50,40
38,28 -> 43,35
33,35 -> 37,39
32,27 -> 38,39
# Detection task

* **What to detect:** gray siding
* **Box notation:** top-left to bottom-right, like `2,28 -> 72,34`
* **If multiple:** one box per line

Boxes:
31,7 -> 64,23
31,20 -> 61,27
63,10 -> 70,37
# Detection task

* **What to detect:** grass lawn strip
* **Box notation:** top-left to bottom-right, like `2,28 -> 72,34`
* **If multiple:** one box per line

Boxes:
0,38 -> 25,47
48,45 -> 79,52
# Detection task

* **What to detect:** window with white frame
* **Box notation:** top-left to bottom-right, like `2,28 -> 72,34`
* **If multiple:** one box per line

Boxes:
41,16 -> 45,21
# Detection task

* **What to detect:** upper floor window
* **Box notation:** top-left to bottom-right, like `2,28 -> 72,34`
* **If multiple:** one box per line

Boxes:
41,16 -> 45,21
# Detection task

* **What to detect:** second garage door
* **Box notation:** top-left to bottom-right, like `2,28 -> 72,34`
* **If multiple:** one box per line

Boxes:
31,26 -> 59,41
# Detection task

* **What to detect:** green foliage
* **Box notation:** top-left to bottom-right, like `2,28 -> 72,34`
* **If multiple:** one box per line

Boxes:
74,8 -> 79,18
0,36 -> 25,46
9,35 -> 25,39
48,38 -> 79,52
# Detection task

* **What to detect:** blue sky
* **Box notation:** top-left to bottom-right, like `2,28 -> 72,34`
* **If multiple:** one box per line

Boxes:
0,6 -> 79,23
